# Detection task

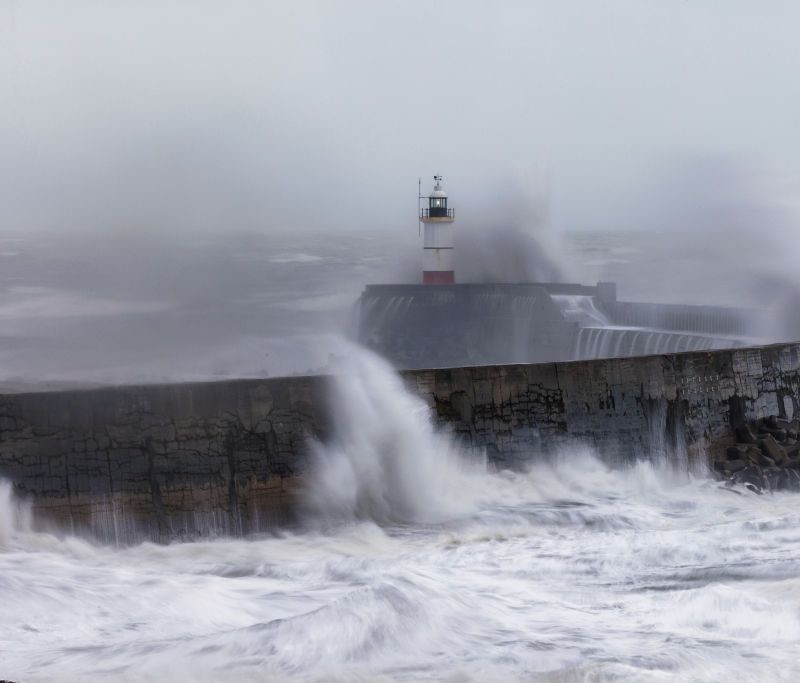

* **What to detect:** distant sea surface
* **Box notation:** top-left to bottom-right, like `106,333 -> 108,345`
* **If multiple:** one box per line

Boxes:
0,229 -> 780,388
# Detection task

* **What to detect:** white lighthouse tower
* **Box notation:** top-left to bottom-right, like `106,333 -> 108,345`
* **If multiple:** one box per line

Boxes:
419,175 -> 455,285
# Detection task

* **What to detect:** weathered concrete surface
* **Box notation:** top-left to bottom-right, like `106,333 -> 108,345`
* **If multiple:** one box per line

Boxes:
2,342 -> 800,541
0,377 -> 331,542
413,344 -> 800,468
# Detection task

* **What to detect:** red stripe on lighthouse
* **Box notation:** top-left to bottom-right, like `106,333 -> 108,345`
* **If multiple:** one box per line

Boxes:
422,271 -> 455,285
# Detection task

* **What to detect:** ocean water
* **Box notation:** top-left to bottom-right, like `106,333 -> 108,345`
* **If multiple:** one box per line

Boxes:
2,351 -> 800,682
2,228 -> 783,390
0,231 -> 403,387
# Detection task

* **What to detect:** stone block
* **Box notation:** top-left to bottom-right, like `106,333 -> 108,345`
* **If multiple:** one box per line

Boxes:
760,435 -> 787,466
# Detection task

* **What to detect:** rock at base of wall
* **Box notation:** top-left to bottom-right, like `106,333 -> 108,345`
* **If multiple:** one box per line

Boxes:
717,415 -> 800,492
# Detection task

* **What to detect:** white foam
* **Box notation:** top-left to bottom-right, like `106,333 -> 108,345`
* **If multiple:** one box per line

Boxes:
0,480 -> 32,548
306,346 -> 487,525
3,351 -> 800,681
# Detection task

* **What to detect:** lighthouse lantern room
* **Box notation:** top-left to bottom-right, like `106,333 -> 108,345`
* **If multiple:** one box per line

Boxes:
419,175 -> 456,285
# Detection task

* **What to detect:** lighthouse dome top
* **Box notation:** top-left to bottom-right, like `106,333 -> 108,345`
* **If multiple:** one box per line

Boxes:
430,175 -> 447,197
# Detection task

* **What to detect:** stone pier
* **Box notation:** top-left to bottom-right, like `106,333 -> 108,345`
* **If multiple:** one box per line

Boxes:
2,342 -> 799,541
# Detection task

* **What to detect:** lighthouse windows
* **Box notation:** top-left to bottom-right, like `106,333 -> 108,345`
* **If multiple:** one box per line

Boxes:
428,195 -> 449,217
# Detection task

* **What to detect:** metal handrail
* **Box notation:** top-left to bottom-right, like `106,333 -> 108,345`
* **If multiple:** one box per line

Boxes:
419,208 -> 455,219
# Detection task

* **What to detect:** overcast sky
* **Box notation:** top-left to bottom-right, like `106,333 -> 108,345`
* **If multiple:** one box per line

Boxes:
2,0 -> 800,235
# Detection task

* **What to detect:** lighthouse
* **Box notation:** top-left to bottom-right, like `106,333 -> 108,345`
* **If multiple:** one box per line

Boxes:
419,175 -> 455,285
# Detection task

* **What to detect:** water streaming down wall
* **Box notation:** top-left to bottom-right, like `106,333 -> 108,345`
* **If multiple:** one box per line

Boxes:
550,294 -> 611,327
357,283 -> 763,368
609,300 -> 761,337
573,326 -> 748,361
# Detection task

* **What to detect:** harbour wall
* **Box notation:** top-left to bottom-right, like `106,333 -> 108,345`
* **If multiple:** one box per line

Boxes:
357,283 -> 764,368
2,342 -> 800,542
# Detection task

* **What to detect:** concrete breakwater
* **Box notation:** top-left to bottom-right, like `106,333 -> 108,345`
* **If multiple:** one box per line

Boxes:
0,377 -> 332,542
2,342 -> 800,542
357,283 -> 764,368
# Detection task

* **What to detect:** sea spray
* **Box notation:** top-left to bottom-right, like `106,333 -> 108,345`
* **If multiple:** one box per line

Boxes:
302,345 -> 703,526
305,347 -> 487,525
0,480 -> 32,548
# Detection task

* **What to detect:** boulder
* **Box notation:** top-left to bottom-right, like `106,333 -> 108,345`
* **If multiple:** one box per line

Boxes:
725,459 -> 747,473
785,456 -> 800,469
760,426 -> 787,442
726,445 -> 748,460
736,424 -> 759,445
731,464 -> 765,490
742,445 -> 763,463
715,457 -> 747,473
716,415 -> 800,490
745,447 -> 775,468
760,435 -> 787,466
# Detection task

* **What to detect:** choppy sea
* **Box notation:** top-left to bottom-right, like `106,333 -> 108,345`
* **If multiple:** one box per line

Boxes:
2,350 -> 800,682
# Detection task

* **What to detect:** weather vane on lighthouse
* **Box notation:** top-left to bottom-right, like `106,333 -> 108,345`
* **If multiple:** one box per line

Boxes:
418,175 -> 455,285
